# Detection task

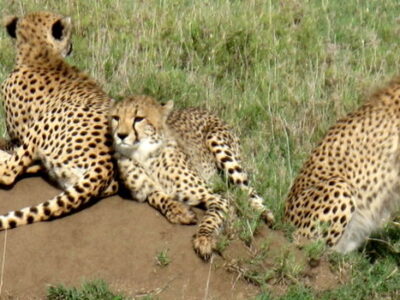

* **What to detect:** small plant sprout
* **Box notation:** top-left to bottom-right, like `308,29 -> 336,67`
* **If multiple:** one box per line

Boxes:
155,249 -> 171,267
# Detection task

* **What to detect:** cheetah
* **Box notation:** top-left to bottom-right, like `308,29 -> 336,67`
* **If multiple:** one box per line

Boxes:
0,11 -> 118,229
285,78 -> 400,253
110,95 -> 273,259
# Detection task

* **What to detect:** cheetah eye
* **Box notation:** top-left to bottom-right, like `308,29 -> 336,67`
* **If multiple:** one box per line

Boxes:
134,117 -> 145,123
112,116 -> 120,121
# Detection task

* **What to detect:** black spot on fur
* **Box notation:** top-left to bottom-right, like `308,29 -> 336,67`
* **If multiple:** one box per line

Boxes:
57,199 -> 65,207
8,220 -> 16,228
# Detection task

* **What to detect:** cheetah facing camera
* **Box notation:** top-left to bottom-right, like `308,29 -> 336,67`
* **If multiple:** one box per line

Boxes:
285,78 -> 400,253
0,11 -> 118,229
110,95 -> 274,260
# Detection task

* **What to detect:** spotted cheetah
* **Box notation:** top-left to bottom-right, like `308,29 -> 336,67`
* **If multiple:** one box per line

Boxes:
168,107 -> 274,225
110,95 -> 273,259
285,78 -> 400,253
0,11 -> 118,229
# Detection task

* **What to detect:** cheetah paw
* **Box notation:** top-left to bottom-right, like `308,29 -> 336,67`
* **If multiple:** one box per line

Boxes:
166,203 -> 197,225
192,234 -> 216,261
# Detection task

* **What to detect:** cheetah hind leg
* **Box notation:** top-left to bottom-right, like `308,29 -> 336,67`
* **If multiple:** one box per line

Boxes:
0,143 -> 37,186
287,178 -> 362,252
100,179 -> 119,197
0,150 -> 43,175
0,139 -> 42,175
205,130 -> 275,225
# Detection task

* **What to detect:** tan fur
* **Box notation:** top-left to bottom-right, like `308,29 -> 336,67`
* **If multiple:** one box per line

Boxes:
0,11 -> 118,229
285,78 -> 400,253
110,95 -> 273,259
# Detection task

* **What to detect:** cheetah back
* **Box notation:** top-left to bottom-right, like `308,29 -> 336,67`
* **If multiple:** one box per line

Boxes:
0,11 -> 118,229
285,80 -> 400,252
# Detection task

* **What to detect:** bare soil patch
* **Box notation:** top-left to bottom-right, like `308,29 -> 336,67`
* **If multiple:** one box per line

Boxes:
0,176 -> 342,299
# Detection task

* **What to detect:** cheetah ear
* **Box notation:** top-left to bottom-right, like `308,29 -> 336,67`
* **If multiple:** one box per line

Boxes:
4,16 -> 18,39
52,17 -> 71,40
162,100 -> 174,117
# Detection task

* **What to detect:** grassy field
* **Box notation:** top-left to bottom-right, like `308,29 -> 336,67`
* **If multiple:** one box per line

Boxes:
1,0 -> 400,299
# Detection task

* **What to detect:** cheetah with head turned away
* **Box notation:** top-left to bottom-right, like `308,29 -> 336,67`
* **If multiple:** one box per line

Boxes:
110,95 -> 274,260
0,11 -> 118,229
285,78 -> 400,253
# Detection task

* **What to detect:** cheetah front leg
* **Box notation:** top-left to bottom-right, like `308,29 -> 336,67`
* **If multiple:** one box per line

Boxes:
174,181 -> 229,260
205,130 -> 275,225
192,193 -> 229,260
118,159 -> 197,225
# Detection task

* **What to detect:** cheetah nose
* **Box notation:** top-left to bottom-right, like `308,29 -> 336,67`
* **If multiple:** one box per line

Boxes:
117,133 -> 128,141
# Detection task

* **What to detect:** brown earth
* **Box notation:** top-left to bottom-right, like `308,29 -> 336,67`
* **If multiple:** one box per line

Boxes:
0,175 -> 343,299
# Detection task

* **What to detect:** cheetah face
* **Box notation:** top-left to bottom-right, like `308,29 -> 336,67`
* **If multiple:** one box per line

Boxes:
4,11 -> 73,57
110,96 -> 174,159
111,113 -> 162,158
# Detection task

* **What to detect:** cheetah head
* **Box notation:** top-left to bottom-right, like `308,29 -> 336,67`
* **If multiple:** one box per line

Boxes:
4,11 -> 73,57
110,95 -> 174,159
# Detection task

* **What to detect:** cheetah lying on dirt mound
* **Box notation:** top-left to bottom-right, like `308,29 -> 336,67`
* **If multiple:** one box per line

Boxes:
110,95 -> 274,259
285,78 -> 400,253
0,11 -> 118,228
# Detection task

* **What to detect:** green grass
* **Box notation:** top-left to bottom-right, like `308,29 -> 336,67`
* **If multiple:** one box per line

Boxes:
155,248 -> 171,267
1,0 -> 400,299
47,280 -> 126,300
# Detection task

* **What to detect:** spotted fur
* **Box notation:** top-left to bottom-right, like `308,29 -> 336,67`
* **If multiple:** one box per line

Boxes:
285,78 -> 400,253
110,95 -> 273,259
0,11 -> 118,229
168,106 -> 274,224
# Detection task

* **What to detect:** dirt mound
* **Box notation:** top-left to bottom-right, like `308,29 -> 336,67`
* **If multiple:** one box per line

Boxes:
0,176 -> 342,299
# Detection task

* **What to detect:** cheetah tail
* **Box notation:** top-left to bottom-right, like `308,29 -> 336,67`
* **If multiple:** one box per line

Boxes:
0,180 -> 103,230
